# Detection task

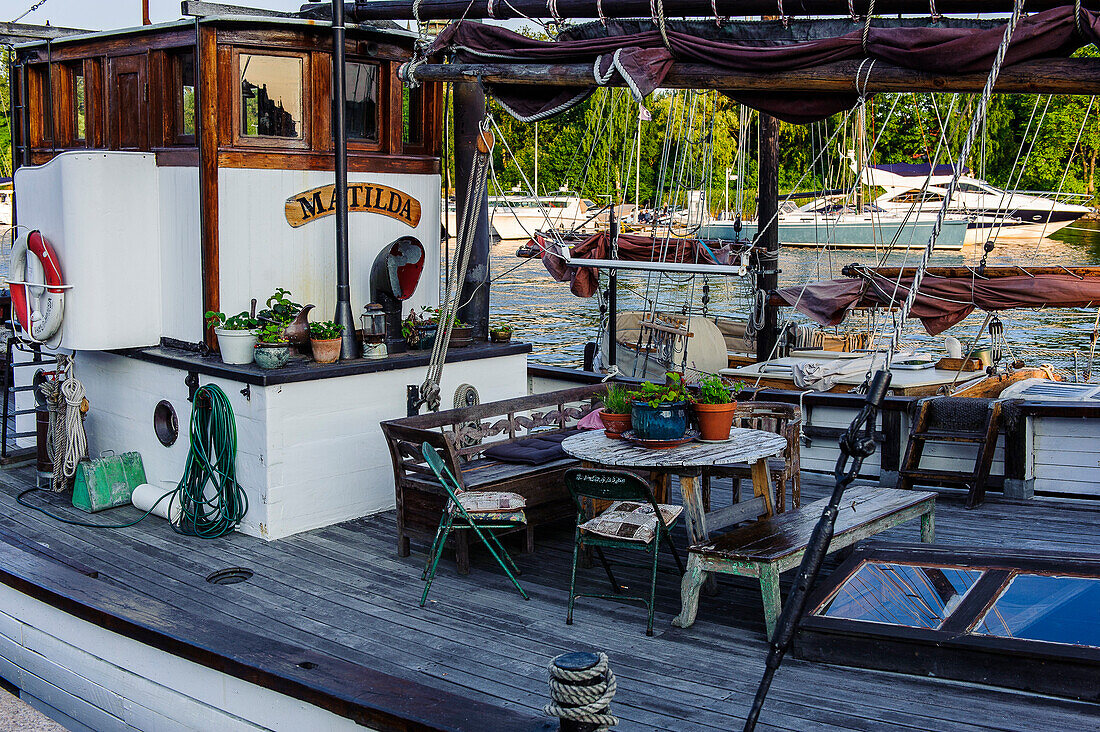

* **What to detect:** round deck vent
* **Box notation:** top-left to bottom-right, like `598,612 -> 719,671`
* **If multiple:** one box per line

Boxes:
206,567 -> 253,585
153,400 -> 179,446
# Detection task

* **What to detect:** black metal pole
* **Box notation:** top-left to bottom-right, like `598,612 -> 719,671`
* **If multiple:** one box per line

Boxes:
756,113 -> 780,362
454,81 -> 490,340
744,370 -> 891,730
332,0 -> 357,358
607,203 -> 618,368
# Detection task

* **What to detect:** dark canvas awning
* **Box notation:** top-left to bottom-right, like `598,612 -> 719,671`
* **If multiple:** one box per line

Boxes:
427,7 -> 1100,123
775,271 -> 1100,334
542,231 -> 741,297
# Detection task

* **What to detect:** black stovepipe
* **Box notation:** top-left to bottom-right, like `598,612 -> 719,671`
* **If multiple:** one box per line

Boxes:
743,369 -> 892,731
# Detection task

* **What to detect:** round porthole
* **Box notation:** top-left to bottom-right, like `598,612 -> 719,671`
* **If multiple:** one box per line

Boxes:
153,400 -> 179,447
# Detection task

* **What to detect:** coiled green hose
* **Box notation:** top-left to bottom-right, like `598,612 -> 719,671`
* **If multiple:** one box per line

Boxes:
172,384 -> 248,539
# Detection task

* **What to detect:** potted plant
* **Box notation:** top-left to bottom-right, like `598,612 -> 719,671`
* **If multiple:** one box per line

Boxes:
598,384 -> 635,439
692,374 -> 745,441
448,315 -> 474,348
205,310 -> 258,365
402,307 -> 438,351
490,324 -> 514,343
630,372 -> 693,441
309,320 -> 345,364
254,323 -> 291,370
257,288 -> 313,354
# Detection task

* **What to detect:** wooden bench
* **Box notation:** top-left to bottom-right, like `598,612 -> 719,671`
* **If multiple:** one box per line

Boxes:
380,384 -> 608,574
672,485 -> 935,638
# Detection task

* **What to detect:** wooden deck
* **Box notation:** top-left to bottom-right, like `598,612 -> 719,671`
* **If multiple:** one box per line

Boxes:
0,465 -> 1097,731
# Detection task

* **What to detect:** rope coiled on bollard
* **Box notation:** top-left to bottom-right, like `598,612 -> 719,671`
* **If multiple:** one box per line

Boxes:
544,652 -> 619,729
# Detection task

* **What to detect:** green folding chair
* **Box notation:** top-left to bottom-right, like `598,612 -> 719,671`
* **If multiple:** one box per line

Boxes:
564,467 -> 685,636
419,442 -> 529,606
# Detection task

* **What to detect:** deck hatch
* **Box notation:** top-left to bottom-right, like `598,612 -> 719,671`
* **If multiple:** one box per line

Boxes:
795,544 -> 1100,702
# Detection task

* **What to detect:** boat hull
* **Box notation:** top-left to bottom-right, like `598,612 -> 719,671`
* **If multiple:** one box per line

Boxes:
700,217 -> 968,250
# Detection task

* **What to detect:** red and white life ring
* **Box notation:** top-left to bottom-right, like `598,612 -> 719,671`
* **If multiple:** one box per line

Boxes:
9,230 -> 66,343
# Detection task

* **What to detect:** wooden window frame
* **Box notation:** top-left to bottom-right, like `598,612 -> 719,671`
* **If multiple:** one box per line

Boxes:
343,57 -> 385,152
231,47 -> 311,150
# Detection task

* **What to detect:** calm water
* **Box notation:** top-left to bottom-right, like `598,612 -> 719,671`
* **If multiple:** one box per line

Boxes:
488,221 -> 1100,371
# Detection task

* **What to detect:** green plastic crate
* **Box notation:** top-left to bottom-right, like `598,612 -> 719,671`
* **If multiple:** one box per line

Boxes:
72,452 -> 147,513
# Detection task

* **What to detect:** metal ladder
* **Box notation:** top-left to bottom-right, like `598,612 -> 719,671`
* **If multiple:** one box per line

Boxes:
0,332 -> 57,463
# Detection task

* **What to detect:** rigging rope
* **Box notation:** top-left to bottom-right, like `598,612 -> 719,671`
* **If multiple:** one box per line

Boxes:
889,0 -> 1027,354
420,120 -> 493,412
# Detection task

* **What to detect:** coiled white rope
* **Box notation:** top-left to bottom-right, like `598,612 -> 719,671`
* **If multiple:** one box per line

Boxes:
41,355 -> 87,492
544,652 -> 618,729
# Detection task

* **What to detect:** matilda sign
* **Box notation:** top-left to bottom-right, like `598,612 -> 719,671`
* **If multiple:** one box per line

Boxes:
285,183 -> 422,228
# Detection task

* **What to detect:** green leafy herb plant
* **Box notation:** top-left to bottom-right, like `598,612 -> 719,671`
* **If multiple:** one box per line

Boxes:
602,384 -> 636,415
205,311 -> 258,331
256,323 -> 289,345
633,372 -> 694,407
695,374 -> 746,405
309,321 -> 345,341
257,288 -> 303,325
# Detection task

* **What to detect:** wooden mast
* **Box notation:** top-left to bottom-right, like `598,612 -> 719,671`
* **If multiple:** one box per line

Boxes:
756,114 -> 781,362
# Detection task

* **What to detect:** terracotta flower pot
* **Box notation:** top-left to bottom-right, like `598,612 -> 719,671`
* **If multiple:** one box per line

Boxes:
598,409 -> 632,439
311,337 -> 341,364
449,325 -> 474,348
693,401 -> 738,441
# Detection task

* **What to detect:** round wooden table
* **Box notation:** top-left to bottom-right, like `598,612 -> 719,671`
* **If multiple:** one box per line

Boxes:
561,429 -> 788,547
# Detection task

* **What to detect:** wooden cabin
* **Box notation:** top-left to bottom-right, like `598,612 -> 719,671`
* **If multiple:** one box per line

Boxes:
10,14 -> 443,345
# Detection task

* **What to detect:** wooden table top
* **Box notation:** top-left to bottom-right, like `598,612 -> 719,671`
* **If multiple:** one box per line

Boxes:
562,428 -> 787,470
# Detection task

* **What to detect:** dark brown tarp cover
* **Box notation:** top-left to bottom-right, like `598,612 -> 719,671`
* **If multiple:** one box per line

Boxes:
428,7 -> 1100,123
541,231 -> 740,297
775,273 -> 1100,335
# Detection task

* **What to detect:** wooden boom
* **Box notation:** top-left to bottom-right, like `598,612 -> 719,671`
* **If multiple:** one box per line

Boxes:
409,58 -> 1100,96
340,0 -> 1100,20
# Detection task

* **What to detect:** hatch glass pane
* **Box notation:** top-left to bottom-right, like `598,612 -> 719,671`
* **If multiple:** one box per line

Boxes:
816,562 -> 984,629
972,574 -> 1100,648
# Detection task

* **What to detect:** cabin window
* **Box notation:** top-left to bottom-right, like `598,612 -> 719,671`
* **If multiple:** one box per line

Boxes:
175,51 -> 196,142
345,61 -> 380,142
72,66 -> 86,142
29,64 -> 53,145
402,84 -> 424,148
239,53 -> 304,140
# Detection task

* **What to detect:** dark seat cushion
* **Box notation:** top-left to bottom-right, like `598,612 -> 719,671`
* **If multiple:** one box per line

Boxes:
484,437 -> 566,465
481,429 -> 583,465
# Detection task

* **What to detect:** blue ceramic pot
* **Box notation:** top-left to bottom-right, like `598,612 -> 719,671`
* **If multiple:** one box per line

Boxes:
631,400 -> 690,441
254,344 -> 290,369
405,323 -> 438,351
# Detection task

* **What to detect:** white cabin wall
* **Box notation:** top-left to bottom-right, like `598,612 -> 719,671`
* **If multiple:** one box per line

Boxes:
260,352 -> 528,540
217,169 -> 441,320
157,167 -> 203,343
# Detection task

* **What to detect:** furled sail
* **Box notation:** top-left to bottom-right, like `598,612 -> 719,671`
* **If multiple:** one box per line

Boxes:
774,268 -> 1100,334
425,7 -> 1100,123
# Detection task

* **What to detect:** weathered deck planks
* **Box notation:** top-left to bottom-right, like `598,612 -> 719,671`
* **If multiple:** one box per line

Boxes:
0,466 -> 1096,731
